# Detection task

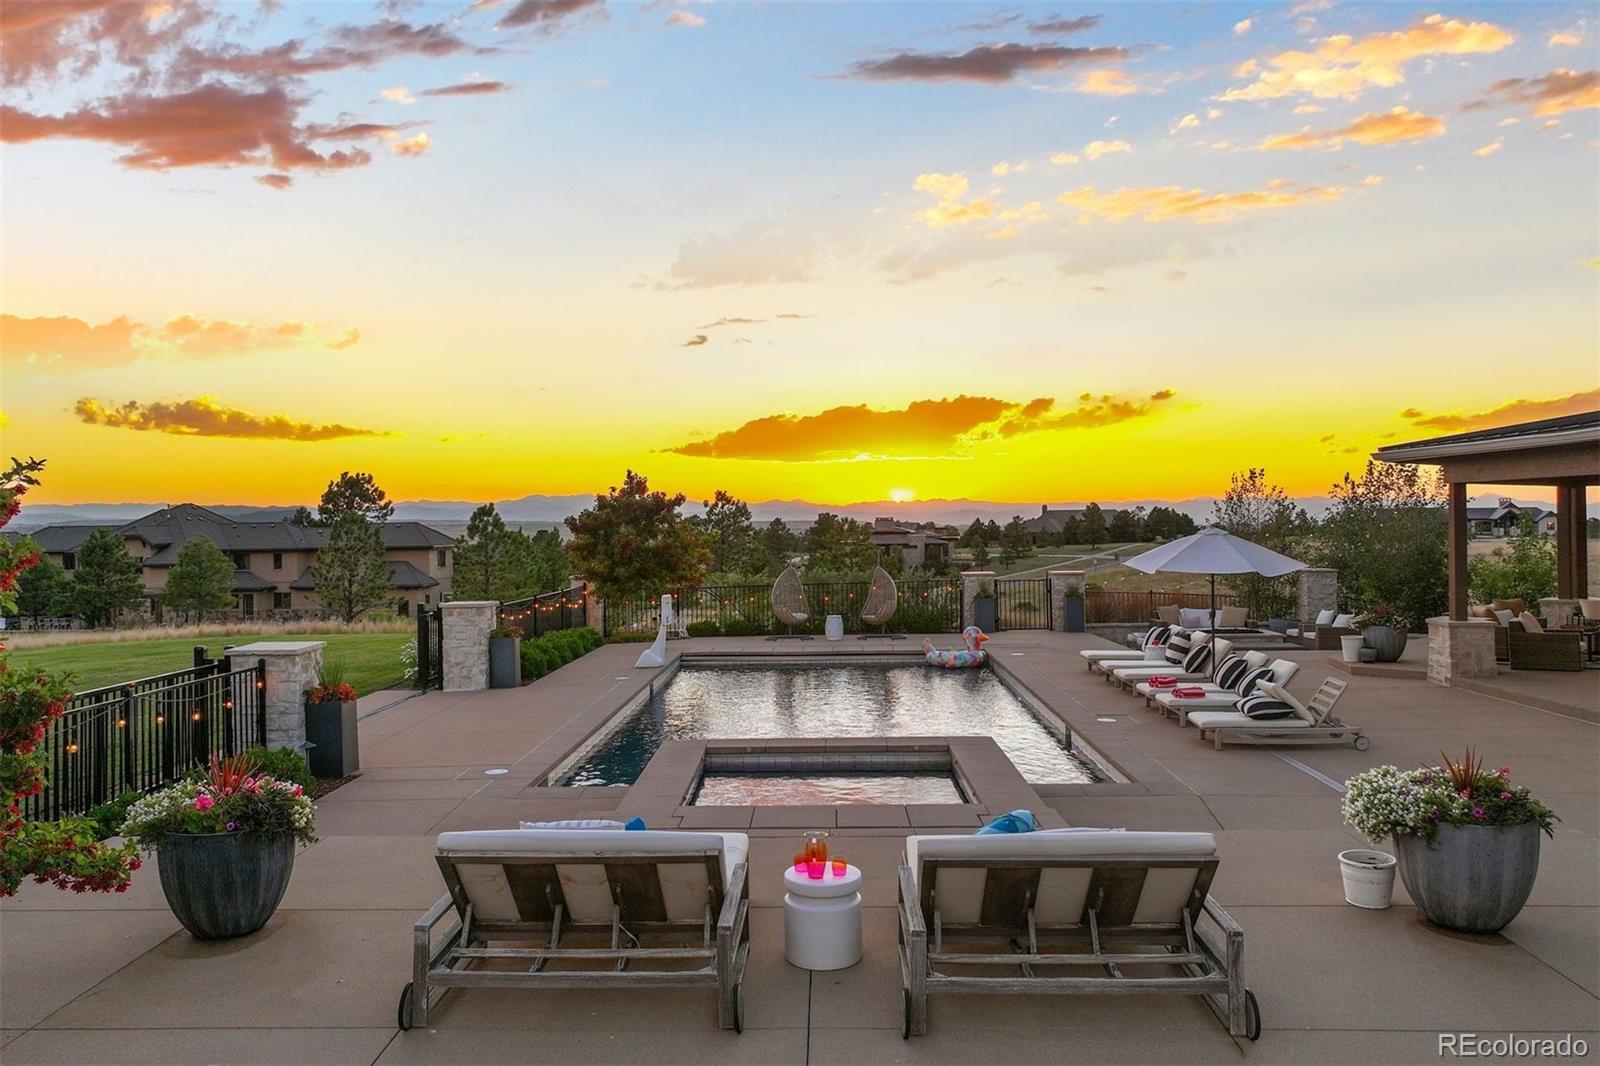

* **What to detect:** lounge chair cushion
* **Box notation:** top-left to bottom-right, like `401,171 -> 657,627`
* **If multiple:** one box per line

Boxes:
436,829 -> 749,924
1182,642 -> 1213,675
1178,607 -> 1212,629
1214,654 -> 1251,690
1239,693 -> 1296,720
1217,605 -> 1249,628
1163,629 -> 1192,665
1254,680 -> 1323,724
906,831 -> 1218,926
1234,665 -> 1275,697
1187,710 -> 1310,731
1492,598 -> 1526,616
1518,611 -> 1544,634
1332,613 -> 1355,628
1155,605 -> 1181,624
1469,604 -> 1497,621
1493,609 -> 1514,626
1315,609 -> 1336,625
519,819 -> 627,831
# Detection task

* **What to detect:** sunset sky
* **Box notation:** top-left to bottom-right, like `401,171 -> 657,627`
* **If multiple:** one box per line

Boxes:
2,1 -> 1597,507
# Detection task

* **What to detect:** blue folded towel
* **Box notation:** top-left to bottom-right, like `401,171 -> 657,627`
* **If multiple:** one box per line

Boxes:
974,809 -> 1037,835
624,816 -> 647,831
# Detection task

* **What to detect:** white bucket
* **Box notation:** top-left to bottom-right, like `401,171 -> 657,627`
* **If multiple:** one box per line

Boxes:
1338,849 -> 1397,909
1340,635 -> 1365,663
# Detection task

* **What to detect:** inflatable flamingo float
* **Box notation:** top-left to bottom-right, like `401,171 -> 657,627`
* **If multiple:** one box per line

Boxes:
923,626 -> 989,669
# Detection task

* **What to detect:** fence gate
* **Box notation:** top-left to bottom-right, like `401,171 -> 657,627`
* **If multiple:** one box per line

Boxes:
416,606 -> 444,690
994,577 -> 1052,631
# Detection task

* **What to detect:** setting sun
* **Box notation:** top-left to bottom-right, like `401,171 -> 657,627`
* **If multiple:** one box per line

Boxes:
889,488 -> 917,504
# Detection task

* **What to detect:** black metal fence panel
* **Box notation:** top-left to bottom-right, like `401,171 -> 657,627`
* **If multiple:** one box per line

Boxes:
994,578 -> 1052,630
1083,589 -> 1243,624
603,579 -> 962,637
416,607 -> 443,690
26,654 -> 267,822
496,585 -> 589,639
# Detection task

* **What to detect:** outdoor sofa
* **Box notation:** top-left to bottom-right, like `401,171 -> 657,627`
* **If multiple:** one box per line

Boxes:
401,828 -> 751,1031
1285,609 -> 1356,650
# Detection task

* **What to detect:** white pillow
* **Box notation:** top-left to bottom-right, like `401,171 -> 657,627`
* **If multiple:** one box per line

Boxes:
1492,609 -> 1514,626
1315,609 -> 1336,626
519,819 -> 626,831
1332,613 -> 1355,628
1178,607 -> 1211,629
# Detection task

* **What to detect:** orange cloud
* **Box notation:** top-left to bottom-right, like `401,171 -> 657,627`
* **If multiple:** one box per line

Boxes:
1075,70 -> 1141,96
1258,105 -> 1445,150
1465,69 -> 1600,117
1400,389 -> 1600,432
667,392 -> 1175,461
2,312 -> 360,370
73,396 -> 389,441
1220,14 -> 1513,101
1058,179 -> 1342,224
913,172 -> 995,226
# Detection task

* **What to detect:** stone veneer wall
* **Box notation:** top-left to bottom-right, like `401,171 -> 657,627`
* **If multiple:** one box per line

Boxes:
440,600 -> 497,692
1296,568 -> 1338,622
1049,570 -> 1086,632
960,571 -> 995,630
1426,617 -> 1497,685
225,641 -> 324,751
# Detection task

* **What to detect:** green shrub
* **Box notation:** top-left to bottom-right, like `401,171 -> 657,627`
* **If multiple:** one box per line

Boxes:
520,627 -> 603,679
720,618 -> 762,637
685,620 -> 720,638
86,790 -> 141,841
243,745 -> 316,789
605,631 -> 656,643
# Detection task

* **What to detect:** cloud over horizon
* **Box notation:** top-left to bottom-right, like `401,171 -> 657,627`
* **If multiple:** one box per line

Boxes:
1258,105 -> 1445,150
2,312 -> 360,371
839,42 -> 1130,84
666,391 -> 1177,461
73,396 -> 390,441
1464,69 -> 1600,116
1058,179 -> 1342,224
1399,389 -> 1600,432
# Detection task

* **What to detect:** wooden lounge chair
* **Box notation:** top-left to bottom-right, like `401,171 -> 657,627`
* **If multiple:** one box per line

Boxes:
1092,629 -> 1206,678
859,565 -> 901,640
1080,625 -> 1171,669
400,828 -> 751,1032
1108,637 -> 1234,689
1186,678 -> 1368,750
898,830 -> 1259,1040
768,565 -> 811,640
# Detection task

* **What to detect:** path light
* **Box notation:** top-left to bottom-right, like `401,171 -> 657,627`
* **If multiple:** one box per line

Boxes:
484,768 -> 509,776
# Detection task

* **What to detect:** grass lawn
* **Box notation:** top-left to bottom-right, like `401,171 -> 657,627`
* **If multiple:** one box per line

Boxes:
8,632 -> 412,696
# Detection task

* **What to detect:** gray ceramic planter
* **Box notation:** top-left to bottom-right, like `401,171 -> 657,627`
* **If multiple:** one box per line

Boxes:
1393,822 -> 1541,933
971,597 -> 997,633
1363,625 -> 1409,663
157,832 -> 295,940
489,636 -> 522,688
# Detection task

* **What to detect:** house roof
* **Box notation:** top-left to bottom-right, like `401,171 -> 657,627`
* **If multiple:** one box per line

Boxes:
1374,410 -> 1600,464
18,504 -> 455,566
1020,507 -> 1126,535
231,570 -> 277,592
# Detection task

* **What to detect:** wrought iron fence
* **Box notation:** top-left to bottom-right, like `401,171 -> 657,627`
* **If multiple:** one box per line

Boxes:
496,585 -> 589,639
603,578 -> 963,637
25,653 -> 267,822
1084,589 -> 1244,624
416,607 -> 443,690
994,577 -> 1052,630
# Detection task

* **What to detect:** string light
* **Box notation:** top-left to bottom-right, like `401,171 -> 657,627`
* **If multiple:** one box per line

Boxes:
154,714 -> 165,725
65,743 -> 79,754
191,711 -> 203,722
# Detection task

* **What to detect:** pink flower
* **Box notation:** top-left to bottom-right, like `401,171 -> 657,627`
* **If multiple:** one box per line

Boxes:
1459,789 -> 1471,799
1497,765 -> 1511,777
1500,791 -> 1512,800
291,786 -> 304,798
194,794 -> 215,811
1471,807 -> 1485,820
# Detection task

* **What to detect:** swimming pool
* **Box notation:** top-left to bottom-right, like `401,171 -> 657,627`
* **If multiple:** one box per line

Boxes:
561,662 -> 1104,786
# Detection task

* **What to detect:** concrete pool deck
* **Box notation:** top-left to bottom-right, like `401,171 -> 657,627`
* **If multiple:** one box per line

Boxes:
1,631 -> 1596,1064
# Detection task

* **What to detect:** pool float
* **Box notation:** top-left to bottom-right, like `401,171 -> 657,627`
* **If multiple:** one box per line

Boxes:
923,626 -> 989,668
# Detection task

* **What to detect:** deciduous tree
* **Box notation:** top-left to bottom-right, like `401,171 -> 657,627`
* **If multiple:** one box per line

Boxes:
564,471 -> 710,600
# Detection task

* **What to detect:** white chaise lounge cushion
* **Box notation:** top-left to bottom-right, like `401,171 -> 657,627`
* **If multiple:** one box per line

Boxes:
1332,613 -> 1355,628
1178,607 -> 1212,629
905,831 -> 1217,927
1315,609 -> 1336,626
436,829 -> 749,924
1186,710 -> 1309,731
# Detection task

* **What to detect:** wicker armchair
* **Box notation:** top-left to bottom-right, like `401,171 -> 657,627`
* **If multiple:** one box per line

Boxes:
1507,624 -> 1584,671
859,565 -> 900,640
768,565 -> 811,640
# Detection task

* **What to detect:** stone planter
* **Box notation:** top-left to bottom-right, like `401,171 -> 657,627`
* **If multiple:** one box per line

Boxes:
1393,822 -> 1541,933
489,636 -> 522,689
1363,625 -> 1408,663
157,832 -> 295,940
971,597 -> 998,633
304,698 -> 359,778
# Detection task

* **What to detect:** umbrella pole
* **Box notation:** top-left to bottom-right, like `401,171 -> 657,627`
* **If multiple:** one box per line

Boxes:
1210,573 -> 1217,630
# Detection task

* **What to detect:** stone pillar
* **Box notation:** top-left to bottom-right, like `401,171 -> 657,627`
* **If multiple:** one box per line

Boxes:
1295,568 -> 1338,622
439,600 -> 497,692
225,641 -> 324,752
1539,598 -> 1580,626
1050,570 -> 1086,632
575,579 -> 605,636
1426,617 -> 1497,686
961,571 -> 995,630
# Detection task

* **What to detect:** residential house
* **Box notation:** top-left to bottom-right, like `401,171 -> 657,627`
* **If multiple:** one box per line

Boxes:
868,517 -> 950,572
20,504 -> 454,619
1465,498 -> 1558,538
1019,504 -> 1128,544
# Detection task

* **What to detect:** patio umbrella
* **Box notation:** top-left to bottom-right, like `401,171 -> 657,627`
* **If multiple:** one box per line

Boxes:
1125,526 -> 1306,625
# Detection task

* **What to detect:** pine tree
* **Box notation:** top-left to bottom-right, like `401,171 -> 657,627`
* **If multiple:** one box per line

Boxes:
162,539 -> 235,621
71,529 -> 143,628
14,551 -> 71,624
310,513 -> 393,623
317,471 -> 394,525
453,504 -> 514,600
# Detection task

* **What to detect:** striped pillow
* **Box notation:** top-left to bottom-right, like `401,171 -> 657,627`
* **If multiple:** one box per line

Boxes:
1164,629 -> 1192,665
1238,693 -> 1296,720
1233,666 -> 1275,697
1142,624 -> 1172,648
1214,654 -> 1251,690
1182,642 -> 1212,675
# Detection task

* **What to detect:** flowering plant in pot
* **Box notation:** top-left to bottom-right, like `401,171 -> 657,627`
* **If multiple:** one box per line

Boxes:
121,753 -> 316,939
1343,750 -> 1557,932
1352,603 -> 1409,662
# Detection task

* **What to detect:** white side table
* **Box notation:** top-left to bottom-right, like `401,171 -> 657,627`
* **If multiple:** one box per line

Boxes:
783,864 -> 862,970
824,614 -> 845,641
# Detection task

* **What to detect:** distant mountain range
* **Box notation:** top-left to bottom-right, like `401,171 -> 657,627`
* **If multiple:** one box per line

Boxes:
12,492 -> 1592,532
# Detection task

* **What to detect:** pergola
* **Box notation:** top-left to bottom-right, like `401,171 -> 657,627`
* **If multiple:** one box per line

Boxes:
1374,411 -> 1599,620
